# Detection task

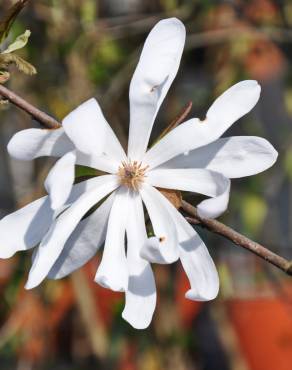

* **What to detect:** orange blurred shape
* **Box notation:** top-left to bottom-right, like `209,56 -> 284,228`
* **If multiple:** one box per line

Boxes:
228,295 -> 292,370
205,3 -> 238,29
83,258 -> 123,327
49,280 -> 75,328
175,264 -> 202,328
0,259 -> 16,288
15,291 -> 49,363
118,342 -> 138,370
244,0 -> 279,24
244,39 -> 285,81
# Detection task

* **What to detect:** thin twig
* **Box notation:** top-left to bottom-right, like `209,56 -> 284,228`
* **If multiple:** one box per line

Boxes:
181,200 -> 292,276
157,101 -> 192,141
0,84 -> 61,129
2,84 -> 292,277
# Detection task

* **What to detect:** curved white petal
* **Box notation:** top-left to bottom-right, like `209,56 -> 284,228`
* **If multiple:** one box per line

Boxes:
45,151 -> 76,210
140,184 -> 179,264
144,81 -> 261,169
0,197 -> 53,258
7,127 -> 74,160
127,18 -> 185,161
48,193 -> 115,279
63,98 -> 126,161
25,175 -> 118,289
197,175 -> 230,219
122,193 -> 156,329
95,188 -> 129,292
159,136 -> 278,179
206,80 -> 261,128
147,168 -> 228,198
159,195 -> 219,301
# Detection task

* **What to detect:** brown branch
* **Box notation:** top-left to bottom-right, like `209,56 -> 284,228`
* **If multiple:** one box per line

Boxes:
2,84 -> 292,277
157,101 -> 192,142
181,200 -> 292,276
0,84 -> 61,129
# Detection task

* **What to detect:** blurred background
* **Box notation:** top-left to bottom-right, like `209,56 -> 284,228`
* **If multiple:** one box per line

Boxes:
0,0 -> 292,369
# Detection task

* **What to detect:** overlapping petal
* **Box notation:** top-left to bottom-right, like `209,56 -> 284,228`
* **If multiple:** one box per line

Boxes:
140,184 -> 179,264
7,126 -> 119,174
0,196 -> 53,258
7,127 -> 74,160
147,168 -> 230,218
127,18 -> 185,161
48,193 -> 115,279
159,136 -> 278,178
63,98 -> 126,162
143,81 -> 261,169
45,151 -> 76,210
157,192 -> 219,300
94,187 -> 129,292
25,175 -> 118,289
122,192 -> 156,329
147,168 -> 227,197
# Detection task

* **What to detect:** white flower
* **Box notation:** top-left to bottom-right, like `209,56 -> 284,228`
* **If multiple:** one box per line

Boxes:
3,18 -> 277,329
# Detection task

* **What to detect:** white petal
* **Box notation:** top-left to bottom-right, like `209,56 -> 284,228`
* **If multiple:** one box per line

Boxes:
0,176 -> 104,260
127,18 -> 185,161
143,80 -> 261,169
25,175 -> 118,289
45,151 -> 76,210
7,127 -> 74,160
63,98 -> 126,161
140,184 -> 179,264
206,80 -> 261,128
76,152 -> 119,174
122,193 -> 156,329
159,196 -> 219,301
159,136 -> 278,179
197,175 -> 230,219
48,193 -> 115,279
7,127 -> 118,174
147,168 -> 229,197
0,197 -> 53,258
95,188 -> 129,292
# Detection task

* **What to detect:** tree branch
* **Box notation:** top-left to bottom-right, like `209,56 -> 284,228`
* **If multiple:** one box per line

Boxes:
1,84 -> 291,276
181,200 -> 292,276
0,84 -> 61,129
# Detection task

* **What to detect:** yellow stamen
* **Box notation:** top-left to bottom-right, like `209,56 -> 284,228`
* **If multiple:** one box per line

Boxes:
117,159 -> 148,191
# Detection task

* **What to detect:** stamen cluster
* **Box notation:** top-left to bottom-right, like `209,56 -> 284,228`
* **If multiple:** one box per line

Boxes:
118,160 -> 148,190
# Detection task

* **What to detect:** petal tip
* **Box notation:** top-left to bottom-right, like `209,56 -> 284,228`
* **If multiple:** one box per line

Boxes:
122,311 -> 151,330
94,275 -> 126,292
185,287 -> 219,301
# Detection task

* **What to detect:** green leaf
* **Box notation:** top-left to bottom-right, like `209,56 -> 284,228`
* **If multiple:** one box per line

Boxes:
0,0 -> 29,44
75,165 -> 98,179
2,30 -> 31,54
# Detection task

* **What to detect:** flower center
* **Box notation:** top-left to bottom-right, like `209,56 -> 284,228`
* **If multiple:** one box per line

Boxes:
118,160 -> 148,191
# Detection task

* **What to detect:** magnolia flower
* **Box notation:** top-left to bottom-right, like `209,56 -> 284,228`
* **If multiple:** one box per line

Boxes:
2,18 -> 277,329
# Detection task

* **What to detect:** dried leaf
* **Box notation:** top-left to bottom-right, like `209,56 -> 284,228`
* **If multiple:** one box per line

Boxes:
0,53 -> 36,75
158,188 -> 182,209
0,71 -> 10,84
0,0 -> 29,44
2,30 -> 31,54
